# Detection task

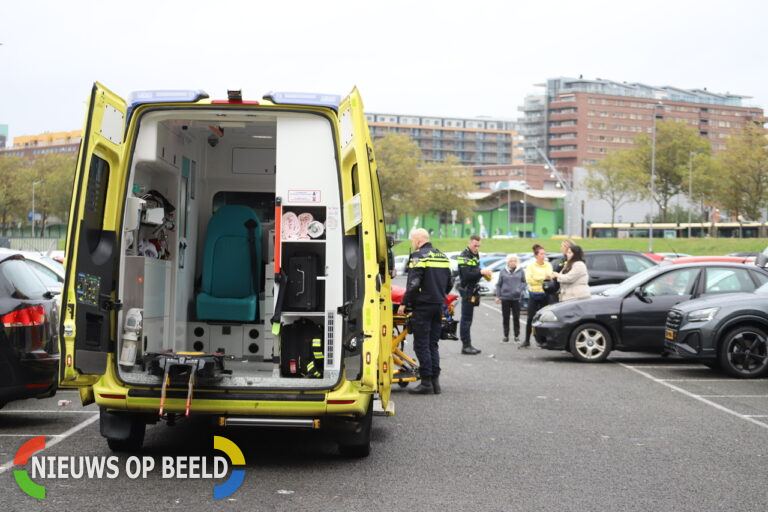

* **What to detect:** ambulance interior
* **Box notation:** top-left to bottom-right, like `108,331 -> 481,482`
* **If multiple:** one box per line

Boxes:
116,109 -> 348,389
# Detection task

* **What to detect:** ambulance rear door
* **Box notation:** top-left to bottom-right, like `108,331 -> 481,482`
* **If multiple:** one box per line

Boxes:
338,88 -> 393,408
60,83 -> 128,388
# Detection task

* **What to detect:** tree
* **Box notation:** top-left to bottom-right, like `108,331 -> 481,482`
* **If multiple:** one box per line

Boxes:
0,156 -> 29,235
628,120 -> 711,222
28,153 -> 77,236
583,150 -> 639,234
372,133 -> 425,224
713,123 -> 768,222
420,154 -> 475,221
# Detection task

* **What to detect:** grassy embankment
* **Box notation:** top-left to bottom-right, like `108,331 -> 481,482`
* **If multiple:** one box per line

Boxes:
393,238 -> 768,256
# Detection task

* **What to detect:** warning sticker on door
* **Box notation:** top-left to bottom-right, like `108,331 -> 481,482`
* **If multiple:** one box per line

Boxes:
287,190 -> 322,203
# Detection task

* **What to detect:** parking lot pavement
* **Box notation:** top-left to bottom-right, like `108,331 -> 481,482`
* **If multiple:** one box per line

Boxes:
617,359 -> 768,428
0,389 -> 99,473
2,298 -> 768,511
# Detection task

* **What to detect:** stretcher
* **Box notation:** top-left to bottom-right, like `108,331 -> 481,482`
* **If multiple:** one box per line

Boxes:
390,286 -> 459,387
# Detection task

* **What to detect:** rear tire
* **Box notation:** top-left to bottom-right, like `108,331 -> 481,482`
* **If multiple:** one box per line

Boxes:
718,326 -> 768,379
104,415 -> 146,452
338,399 -> 373,458
569,323 -> 612,363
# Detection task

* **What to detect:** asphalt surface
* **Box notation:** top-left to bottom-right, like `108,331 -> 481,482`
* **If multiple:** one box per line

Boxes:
2,292 -> 768,511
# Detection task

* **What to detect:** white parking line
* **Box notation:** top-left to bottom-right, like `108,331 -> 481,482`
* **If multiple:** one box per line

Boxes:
745,415 -> 768,418
620,363 -> 768,430
0,434 -> 66,437
0,413 -> 99,475
659,379 -> 749,382
0,410 -> 99,414
624,365 -> 707,369
698,395 -> 768,398
481,302 -> 502,314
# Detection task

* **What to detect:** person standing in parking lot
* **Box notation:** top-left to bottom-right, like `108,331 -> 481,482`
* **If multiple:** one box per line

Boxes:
495,254 -> 525,343
521,244 -> 552,348
549,239 -> 575,304
457,235 -> 491,355
397,229 -> 452,395
550,244 -> 590,302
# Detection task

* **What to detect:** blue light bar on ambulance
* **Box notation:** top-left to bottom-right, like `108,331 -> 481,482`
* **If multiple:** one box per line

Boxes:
128,89 -> 210,108
263,91 -> 341,111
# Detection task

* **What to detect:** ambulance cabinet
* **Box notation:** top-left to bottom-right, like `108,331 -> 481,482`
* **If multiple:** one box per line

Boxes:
124,256 -> 171,353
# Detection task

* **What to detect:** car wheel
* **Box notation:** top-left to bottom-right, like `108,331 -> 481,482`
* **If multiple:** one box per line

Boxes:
569,323 -> 612,363
106,422 -> 145,452
718,326 -> 768,379
338,399 -> 373,458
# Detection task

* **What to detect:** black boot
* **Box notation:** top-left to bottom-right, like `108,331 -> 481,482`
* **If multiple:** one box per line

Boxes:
408,379 -> 434,395
431,376 -> 441,395
461,342 -> 481,355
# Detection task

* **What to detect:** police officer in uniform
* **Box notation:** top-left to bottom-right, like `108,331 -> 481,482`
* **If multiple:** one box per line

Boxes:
397,229 -> 452,395
457,235 -> 491,355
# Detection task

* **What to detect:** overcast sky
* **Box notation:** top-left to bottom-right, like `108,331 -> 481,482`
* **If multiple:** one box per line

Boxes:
1,0 -> 766,141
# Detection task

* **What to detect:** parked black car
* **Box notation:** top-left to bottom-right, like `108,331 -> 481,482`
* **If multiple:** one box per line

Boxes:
0,254 -> 60,408
665,283 -> 768,378
532,262 -> 768,362
550,250 -> 657,287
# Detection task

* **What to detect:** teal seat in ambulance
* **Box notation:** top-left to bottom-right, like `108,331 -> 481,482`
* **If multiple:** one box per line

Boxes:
196,205 -> 262,322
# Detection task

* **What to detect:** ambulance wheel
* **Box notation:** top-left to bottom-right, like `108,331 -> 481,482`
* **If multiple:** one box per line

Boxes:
338,399 -> 373,458
104,412 -> 146,452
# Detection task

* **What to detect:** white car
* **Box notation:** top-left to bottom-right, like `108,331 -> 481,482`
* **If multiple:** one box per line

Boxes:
0,249 -> 65,293
394,254 -> 409,275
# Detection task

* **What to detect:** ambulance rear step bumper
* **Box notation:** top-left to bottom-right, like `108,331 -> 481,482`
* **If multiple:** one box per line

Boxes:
220,417 -> 320,429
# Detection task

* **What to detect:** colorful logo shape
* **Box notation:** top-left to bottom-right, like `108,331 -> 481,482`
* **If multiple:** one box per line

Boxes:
14,436 -> 46,499
213,436 -> 245,499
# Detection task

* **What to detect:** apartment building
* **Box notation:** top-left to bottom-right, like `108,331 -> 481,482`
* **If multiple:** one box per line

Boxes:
366,113 -> 523,166
0,130 -> 82,159
519,77 -> 764,177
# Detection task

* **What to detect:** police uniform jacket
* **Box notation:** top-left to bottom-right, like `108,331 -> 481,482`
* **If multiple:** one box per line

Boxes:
457,247 -> 482,295
402,243 -> 452,307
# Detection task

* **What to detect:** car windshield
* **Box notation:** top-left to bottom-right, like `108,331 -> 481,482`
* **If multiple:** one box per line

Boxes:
755,281 -> 768,295
600,266 -> 662,297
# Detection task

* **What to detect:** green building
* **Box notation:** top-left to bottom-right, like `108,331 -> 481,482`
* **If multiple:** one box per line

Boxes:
390,187 -> 565,239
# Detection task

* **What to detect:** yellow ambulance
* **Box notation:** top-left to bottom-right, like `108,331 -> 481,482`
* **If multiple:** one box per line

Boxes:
60,84 -> 393,457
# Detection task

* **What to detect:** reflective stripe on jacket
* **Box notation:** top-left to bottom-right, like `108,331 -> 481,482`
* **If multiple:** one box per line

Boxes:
403,242 -> 452,306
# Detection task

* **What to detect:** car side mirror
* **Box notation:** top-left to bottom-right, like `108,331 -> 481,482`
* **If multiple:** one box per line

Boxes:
634,286 -> 650,303
757,253 -> 768,268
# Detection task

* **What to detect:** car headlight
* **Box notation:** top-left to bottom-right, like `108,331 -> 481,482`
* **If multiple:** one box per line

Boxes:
687,307 -> 719,323
539,310 -> 558,323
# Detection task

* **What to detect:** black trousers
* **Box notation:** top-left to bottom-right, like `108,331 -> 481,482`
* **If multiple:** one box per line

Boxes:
411,303 -> 442,379
460,297 -> 475,343
525,294 -> 549,344
500,299 -> 521,338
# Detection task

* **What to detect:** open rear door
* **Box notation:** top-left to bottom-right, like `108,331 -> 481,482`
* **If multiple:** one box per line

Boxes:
338,88 -> 393,409
60,83 -> 128,387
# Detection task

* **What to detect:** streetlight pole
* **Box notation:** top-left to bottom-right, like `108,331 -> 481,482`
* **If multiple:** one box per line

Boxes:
649,102 -> 664,252
32,180 -> 42,238
535,146 -> 569,234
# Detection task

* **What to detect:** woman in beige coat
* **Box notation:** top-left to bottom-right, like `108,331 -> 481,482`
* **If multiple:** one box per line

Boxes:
550,245 -> 590,302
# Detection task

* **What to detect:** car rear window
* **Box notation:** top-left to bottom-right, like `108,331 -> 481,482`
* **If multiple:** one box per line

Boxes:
0,258 -> 47,299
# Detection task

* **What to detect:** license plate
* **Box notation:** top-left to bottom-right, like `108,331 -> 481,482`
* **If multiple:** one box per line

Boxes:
665,329 -> 675,341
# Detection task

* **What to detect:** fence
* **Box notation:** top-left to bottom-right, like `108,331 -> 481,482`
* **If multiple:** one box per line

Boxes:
0,237 -> 62,252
